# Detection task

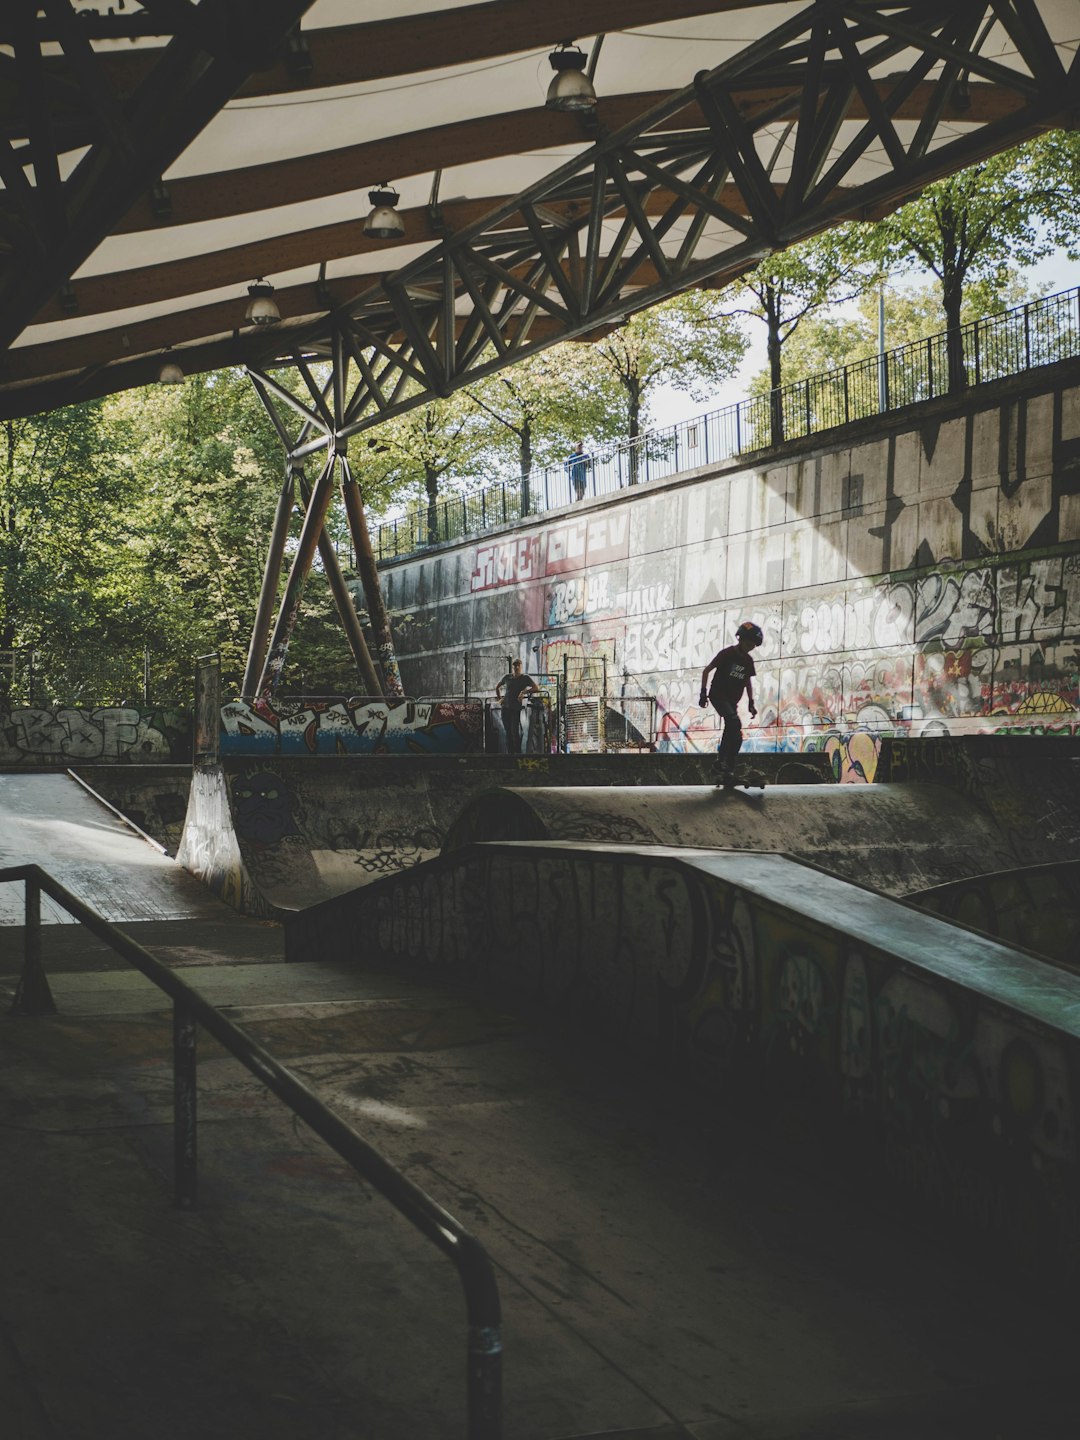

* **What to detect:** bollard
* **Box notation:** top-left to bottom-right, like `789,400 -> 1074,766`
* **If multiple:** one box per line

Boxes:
11,875 -> 57,1016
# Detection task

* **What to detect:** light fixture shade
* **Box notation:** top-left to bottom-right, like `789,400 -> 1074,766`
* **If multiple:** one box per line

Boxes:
245,280 -> 280,326
364,185 -> 405,240
158,360 -> 184,385
546,44 -> 596,111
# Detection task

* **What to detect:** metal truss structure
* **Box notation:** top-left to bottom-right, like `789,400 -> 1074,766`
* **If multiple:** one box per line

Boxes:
248,0 -> 1077,443
0,0 -> 317,359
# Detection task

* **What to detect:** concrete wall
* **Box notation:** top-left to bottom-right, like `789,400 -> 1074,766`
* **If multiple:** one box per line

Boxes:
0,705 -> 190,765
289,842 -> 1080,1288
378,368 -> 1080,781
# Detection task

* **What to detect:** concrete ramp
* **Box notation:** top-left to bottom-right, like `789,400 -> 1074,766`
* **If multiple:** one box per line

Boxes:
910,860 -> 1080,967
442,782 -> 1027,896
286,836 -> 1080,1297
0,771 -> 244,925
177,752 -> 829,917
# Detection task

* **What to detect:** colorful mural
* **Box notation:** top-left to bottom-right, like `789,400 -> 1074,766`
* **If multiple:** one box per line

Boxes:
220,696 -> 483,756
380,377 -> 1080,777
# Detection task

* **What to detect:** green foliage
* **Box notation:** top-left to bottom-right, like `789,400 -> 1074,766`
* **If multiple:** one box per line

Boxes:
464,342 -> 625,482
0,400 -> 141,701
103,371 -> 287,695
589,290 -> 747,439
352,392 -> 489,544
864,130 -> 1080,387
726,224 -> 882,389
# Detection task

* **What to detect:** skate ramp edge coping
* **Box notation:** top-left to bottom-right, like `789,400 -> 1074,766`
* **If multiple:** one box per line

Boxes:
286,841 -> 1080,1291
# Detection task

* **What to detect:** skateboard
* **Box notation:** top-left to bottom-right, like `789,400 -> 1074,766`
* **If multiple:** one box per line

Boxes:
716,766 -> 767,792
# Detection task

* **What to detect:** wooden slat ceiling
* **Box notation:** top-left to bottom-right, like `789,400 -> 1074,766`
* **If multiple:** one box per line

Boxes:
0,0 -> 1076,419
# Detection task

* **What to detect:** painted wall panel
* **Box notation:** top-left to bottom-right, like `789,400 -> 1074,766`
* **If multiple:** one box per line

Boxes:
377,374 -> 1080,769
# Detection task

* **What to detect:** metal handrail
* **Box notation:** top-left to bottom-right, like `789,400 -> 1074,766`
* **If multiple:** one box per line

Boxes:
4,862 -> 502,1438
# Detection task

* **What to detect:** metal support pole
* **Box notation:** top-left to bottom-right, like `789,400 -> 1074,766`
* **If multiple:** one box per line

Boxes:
11,875 -> 56,1016
242,465 -> 297,697
567,659 -> 576,760
143,648 -> 150,705
258,453 -> 338,697
467,1318 -> 503,1439
173,999 -> 197,1210
296,471 -> 381,697
339,456 -> 404,697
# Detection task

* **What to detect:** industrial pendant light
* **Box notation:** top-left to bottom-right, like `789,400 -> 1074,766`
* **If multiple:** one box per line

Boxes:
546,42 -> 597,112
157,353 -> 184,385
245,279 -> 281,326
363,184 -> 405,240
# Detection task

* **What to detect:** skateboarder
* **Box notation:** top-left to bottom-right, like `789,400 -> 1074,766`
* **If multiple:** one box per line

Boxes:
699,620 -> 762,782
496,659 -> 538,754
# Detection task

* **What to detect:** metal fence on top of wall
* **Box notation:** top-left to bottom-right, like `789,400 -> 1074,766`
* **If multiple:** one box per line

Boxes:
0,648 -> 157,708
369,285 -> 1080,563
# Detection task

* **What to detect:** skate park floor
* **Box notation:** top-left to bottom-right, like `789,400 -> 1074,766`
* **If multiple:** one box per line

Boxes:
2,772 -> 1079,1438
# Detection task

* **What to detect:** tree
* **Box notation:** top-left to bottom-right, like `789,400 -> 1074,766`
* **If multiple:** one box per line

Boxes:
464,343 -> 623,513
356,393 -> 487,545
103,370 -> 295,697
750,274 -> 1046,391
725,224 -> 880,439
587,290 -> 746,480
867,130 -> 1080,391
0,399 -> 138,705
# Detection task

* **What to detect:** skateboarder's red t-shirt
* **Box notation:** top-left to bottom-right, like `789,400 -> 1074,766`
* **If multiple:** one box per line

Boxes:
708,644 -> 756,704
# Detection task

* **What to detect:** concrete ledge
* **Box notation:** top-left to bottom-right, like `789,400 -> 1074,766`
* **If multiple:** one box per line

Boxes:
289,839 -> 1080,1291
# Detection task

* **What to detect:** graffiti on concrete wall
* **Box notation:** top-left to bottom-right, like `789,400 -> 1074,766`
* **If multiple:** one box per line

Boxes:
220,696 -> 483,756
296,844 -> 1080,1278
385,379 -> 1080,773
0,706 -> 190,765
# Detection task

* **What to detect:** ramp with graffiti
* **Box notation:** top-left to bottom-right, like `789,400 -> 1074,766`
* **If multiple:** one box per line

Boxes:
286,839 -> 1080,1295
442,781 -> 1042,898
177,751 -> 830,918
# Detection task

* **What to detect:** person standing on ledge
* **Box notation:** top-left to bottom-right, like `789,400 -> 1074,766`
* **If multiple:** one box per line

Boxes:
699,620 -> 762,780
566,440 -> 590,501
496,659 -> 538,755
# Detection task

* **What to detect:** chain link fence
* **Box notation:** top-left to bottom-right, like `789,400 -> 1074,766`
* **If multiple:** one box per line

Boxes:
0,648 -> 164,708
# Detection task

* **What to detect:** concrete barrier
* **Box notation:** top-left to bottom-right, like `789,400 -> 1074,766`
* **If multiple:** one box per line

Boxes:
287,840 -> 1080,1291
177,751 -> 829,917
910,860 -> 1080,967
442,781 -> 1031,896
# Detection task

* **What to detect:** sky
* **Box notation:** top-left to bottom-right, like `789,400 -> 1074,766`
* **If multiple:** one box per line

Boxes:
647,246 -> 1080,432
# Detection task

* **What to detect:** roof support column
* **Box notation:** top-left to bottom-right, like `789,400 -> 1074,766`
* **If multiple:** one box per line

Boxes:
340,453 -> 404,698
241,462 -> 296,699
257,449 -> 337,699
298,465 -> 382,698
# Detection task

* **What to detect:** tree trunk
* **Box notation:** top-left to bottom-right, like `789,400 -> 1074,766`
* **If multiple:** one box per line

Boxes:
519,420 -> 533,517
765,282 -> 784,445
627,380 -> 642,485
942,274 -> 967,395
425,464 -> 440,546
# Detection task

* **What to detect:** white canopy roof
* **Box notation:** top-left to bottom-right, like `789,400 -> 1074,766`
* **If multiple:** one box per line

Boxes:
0,0 -> 1076,418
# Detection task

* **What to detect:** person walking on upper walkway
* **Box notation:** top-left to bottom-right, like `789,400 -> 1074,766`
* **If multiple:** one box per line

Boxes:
566,441 -> 590,501
699,620 -> 762,780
